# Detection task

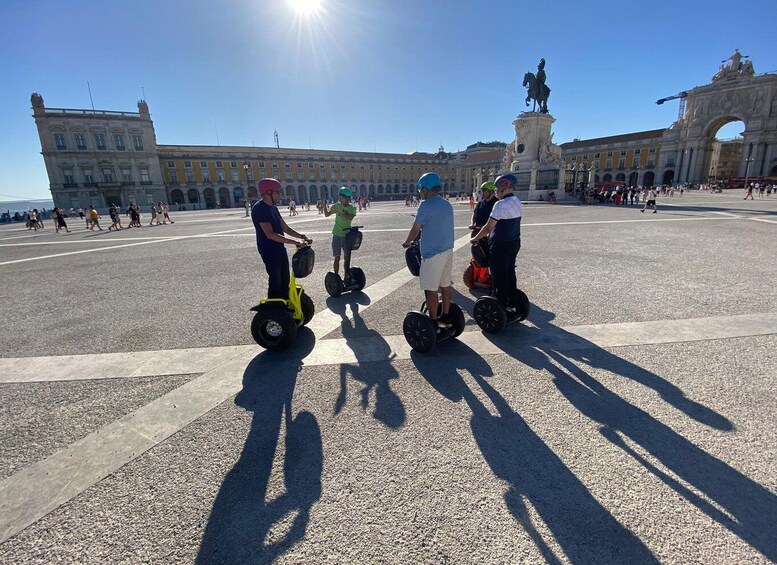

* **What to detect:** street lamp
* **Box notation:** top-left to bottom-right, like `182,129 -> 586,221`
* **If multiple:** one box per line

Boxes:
743,155 -> 754,191
243,162 -> 250,216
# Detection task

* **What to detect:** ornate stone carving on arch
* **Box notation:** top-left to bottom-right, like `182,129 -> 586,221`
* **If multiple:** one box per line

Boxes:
48,125 -> 66,132
109,127 -> 125,134
69,126 -> 87,133
89,126 -> 106,133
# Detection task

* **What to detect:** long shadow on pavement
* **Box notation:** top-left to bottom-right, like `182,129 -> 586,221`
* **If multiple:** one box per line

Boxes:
196,328 -> 322,564
327,293 -> 405,429
482,304 -> 777,561
411,347 -> 659,564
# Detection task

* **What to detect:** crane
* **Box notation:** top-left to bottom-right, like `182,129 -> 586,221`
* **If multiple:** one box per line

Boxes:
656,91 -> 688,122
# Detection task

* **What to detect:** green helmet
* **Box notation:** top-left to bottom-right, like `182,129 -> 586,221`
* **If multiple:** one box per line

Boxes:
338,187 -> 352,198
480,181 -> 496,193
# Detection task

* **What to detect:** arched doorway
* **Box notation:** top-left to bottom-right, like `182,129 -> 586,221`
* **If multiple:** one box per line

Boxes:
603,173 -> 612,183
296,185 -> 306,203
368,184 -> 375,199
309,185 -> 318,202
170,189 -> 184,205
703,119 -> 745,183
285,185 -> 293,199
643,171 -> 655,186
615,173 -> 625,182
248,186 -> 257,199
628,172 -> 638,186
233,187 -> 243,204
204,187 -> 216,209
218,187 -> 231,207
662,170 -> 675,185
187,188 -> 199,204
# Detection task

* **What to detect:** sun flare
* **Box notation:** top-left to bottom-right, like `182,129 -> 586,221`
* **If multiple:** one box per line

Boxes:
289,0 -> 322,15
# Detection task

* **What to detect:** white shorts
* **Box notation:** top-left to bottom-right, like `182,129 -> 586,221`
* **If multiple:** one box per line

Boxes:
419,249 -> 453,291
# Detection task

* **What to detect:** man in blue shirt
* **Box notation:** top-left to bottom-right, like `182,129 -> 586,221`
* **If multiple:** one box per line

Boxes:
402,172 -> 454,328
471,173 -> 523,312
252,178 -> 311,299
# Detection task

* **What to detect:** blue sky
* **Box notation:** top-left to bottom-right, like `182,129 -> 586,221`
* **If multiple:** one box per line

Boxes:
1,0 -> 775,200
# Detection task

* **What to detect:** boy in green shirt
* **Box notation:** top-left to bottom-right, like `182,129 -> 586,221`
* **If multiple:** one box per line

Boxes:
324,187 -> 357,279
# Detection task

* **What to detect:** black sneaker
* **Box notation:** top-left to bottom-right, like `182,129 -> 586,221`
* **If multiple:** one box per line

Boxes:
435,318 -> 452,331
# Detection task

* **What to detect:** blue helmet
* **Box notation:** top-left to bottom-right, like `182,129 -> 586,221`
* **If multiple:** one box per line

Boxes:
495,174 -> 517,190
417,172 -> 442,191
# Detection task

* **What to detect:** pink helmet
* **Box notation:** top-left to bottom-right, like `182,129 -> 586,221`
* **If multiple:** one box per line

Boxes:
259,178 -> 281,196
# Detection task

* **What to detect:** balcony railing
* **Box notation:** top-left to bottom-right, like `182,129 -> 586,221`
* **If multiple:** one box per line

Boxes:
121,181 -> 136,186
83,182 -> 98,188
140,181 -> 153,185
63,183 -> 79,188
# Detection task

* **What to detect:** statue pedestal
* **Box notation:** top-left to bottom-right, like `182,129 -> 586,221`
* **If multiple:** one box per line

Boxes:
510,112 -> 556,172
506,112 -> 565,201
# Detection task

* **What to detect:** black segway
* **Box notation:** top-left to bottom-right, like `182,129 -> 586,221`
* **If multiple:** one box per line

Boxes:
469,241 -> 530,333
250,245 -> 315,351
324,226 -> 366,297
402,240 -> 466,353
473,288 -> 530,334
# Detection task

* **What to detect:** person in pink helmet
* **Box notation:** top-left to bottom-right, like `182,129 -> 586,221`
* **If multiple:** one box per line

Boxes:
252,178 -> 312,299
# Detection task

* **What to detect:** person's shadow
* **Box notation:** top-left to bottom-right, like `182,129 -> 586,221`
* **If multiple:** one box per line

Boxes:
411,349 -> 659,564
196,329 -> 322,564
488,305 -> 777,561
327,294 -> 405,429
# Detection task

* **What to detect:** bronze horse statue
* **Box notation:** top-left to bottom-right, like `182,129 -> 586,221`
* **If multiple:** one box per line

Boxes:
523,72 -> 551,114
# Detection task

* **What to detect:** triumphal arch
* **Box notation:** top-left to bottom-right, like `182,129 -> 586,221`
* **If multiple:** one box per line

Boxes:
665,51 -> 777,183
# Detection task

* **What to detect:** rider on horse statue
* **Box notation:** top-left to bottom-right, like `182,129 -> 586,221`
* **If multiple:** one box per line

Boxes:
523,58 -> 551,114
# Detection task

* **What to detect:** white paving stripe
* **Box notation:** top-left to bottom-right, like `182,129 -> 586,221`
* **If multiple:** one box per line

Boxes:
2,312 -> 775,384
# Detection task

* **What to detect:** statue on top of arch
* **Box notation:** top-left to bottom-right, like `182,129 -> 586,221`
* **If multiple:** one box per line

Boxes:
712,49 -> 755,82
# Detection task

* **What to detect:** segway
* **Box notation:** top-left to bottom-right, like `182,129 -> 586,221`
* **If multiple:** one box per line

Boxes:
462,233 -> 493,291
473,288 -> 530,334
324,226 -> 366,297
250,244 -> 316,351
402,240 -> 466,353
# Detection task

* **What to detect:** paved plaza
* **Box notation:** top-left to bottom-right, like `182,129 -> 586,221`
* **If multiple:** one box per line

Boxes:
0,193 -> 775,563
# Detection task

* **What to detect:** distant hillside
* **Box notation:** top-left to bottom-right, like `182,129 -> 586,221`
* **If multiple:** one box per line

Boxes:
0,199 -> 55,213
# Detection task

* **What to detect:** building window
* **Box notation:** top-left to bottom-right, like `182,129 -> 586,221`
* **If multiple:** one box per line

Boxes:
122,169 -> 131,182
620,150 -> 626,156
167,161 -> 175,168
140,170 -> 150,183
186,171 -> 195,182
184,161 -> 192,168
202,171 -> 210,182
132,135 -> 143,151
95,134 -> 106,150
217,171 -> 225,182
258,161 -> 265,167
635,148 -> 641,155
170,171 -> 178,183
55,134 -> 66,150
605,159 -> 612,170
230,161 -> 237,168
246,170 -> 254,181
63,171 -> 74,184
113,134 -> 125,150
75,134 -> 87,150
606,151 -> 613,157
647,156 -> 655,167
632,158 -> 639,168
231,170 -> 240,182
594,153 -> 600,159
102,168 -> 114,183
272,162 -> 278,168
618,158 -> 625,170
83,169 -> 94,183
200,161 -> 208,168
216,161 -> 223,168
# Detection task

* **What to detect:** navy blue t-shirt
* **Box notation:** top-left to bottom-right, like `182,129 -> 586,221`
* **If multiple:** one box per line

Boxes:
252,201 -> 284,255
489,193 -> 522,242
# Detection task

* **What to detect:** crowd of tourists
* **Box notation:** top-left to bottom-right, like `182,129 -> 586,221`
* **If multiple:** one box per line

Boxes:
13,202 -> 175,233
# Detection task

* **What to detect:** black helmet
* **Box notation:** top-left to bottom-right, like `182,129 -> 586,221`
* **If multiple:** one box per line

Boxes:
494,174 -> 517,190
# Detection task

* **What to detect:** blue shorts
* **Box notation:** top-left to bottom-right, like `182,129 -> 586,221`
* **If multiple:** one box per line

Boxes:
332,235 -> 350,257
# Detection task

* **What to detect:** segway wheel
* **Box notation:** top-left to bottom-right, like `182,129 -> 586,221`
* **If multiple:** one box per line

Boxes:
473,296 -> 507,334
448,302 -> 466,337
300,291 -> 315,325
514,289 -> 530,322
463,264 -> 475,290
324,272 -> 343,298
251,306 -> 298,350
403,311 -> 437,353
349,267 -> 366,291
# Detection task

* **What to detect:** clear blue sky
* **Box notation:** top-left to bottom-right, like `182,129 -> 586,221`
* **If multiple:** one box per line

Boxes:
1,0 -> 775,200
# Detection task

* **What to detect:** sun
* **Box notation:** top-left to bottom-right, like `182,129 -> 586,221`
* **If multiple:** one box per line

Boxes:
289,0 -> 322,15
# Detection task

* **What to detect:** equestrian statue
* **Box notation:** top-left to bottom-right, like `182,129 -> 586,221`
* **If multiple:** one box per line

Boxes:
523,58 -> 551,114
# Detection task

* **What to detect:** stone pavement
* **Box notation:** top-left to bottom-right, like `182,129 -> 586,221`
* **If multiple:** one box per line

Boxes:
0,193 -> 775,563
